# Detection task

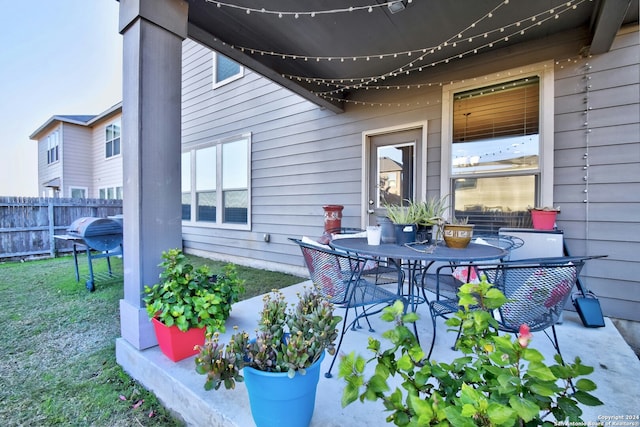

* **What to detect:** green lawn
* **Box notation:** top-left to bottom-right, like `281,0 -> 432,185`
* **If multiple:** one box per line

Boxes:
0,252 -> 303,426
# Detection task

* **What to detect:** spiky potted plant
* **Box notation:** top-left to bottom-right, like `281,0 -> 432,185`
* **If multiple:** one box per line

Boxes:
195,287 -> 341,427
414,195 -> 449,243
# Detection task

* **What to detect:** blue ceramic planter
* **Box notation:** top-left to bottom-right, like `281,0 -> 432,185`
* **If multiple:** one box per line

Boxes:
243,351 -> 325,427
394,223 -> 416,245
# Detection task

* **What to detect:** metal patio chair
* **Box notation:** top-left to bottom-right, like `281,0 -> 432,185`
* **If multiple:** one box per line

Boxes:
328,229 -> 401,286
427,256 -> 590,361
417,233 -> 523,300
290,238 -> 405,378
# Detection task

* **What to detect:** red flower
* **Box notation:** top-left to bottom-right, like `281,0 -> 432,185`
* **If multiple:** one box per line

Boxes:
518,324 -> 532,348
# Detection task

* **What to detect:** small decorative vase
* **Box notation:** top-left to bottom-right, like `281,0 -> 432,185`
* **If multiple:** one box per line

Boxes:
151,317 -> 205,362
443,224 -> 475,249
322,205 -> 344,234
377,216 -> 396,243
243,352 -> 325,427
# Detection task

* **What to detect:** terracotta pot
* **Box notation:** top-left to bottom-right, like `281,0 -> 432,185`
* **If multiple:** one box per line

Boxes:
443,224 -> 475,249
322,205 -> 344,233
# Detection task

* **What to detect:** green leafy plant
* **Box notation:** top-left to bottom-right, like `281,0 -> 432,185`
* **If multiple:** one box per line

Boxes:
339,275 -> 602,426
195,287 -> 342,389
384,200 -> 419,224
415,195 -> 449,227
447,216 -> 470,225
143,248 -> 245,333
528,206 -> 561,212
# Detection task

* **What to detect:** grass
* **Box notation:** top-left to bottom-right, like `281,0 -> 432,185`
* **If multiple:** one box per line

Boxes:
0,252 -> 303,426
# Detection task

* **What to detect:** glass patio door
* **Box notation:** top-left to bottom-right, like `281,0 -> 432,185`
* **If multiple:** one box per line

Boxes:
368,128 -> 423,225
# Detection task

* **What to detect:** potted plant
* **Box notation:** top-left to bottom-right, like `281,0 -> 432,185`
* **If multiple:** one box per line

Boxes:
529,206 -> 561,230
339,276 -> 603,426
384,200 -> 420,245
143,248 -> 245,362
414,195 -> 448,243
195,287 -> 342,427
442,216 -> 475,248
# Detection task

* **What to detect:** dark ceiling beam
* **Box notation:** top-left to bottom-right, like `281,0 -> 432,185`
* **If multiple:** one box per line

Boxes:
187,23 -> 345,114
589,0 -> 632,54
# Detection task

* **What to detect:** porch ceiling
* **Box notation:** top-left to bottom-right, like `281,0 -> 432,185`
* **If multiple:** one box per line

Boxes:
186,0 -> 638,112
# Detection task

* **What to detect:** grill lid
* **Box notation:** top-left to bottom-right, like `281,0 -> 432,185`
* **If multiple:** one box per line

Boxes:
68,217 -> 122,237
67,217 -> 123,251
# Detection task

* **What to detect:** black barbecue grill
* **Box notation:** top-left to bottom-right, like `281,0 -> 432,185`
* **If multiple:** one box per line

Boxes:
55,217 -> 123,291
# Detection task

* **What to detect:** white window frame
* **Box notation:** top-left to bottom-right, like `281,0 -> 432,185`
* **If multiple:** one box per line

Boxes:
105,121 -> 121,159
182,133 -> 251,230
47,130 -> 60,165
440,61 -> 555,214
99,186 -> 123,200
69,187 -> 88,199
212,52 -> 244,89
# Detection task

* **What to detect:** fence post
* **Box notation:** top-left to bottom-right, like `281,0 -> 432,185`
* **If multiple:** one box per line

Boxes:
48,200 -> 56,258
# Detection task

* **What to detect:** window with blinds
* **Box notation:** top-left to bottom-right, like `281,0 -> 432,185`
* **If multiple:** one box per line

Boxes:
449,76 -> 541,232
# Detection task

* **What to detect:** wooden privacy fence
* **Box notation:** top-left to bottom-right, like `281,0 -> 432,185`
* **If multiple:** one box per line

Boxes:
0,196 -> 123,260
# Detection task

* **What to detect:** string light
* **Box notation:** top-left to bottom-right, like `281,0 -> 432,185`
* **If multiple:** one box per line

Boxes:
311,54 -> 586,108
214,0 -> 587,98
204,0 -> 413,17
231,0 -> 510,63
284,0 -> 587,92
204,0 -> 590,103
582,60 -> 592,242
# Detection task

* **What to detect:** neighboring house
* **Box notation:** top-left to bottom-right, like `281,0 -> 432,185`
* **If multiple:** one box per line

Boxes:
30,103 -> 123,199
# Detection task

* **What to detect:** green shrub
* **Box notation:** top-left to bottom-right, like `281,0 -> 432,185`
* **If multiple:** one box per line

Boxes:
339,275 -> 602,426
144,249 -> 245,333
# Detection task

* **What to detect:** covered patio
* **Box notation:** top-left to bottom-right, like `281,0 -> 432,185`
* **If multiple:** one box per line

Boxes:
114,1 -> 639,424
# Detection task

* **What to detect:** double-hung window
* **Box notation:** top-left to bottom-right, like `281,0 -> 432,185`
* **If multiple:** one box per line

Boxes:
212,53 -> 243,88
105,122 -> 121,158
441,62 -> 554,233
182,135 -> 251,228
99,186 -> 123,200
47,130 -> 59,164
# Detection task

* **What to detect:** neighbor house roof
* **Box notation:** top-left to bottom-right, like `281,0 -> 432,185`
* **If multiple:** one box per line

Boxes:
29,102 -> 122,140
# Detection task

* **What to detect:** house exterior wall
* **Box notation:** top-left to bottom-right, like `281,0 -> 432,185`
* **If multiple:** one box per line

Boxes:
180,25 -> 639,322
60,123 -> 93,197
554,26 -> 640,321
37,123 -> 63,196
90,115 -> 123,198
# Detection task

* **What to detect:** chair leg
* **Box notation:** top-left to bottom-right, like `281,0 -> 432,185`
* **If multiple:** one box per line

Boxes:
547,325 -> 576,393
427,306 -> 438,359
325,308 -> 351,378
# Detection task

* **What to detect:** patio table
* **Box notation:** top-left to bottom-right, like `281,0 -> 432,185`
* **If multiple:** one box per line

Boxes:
330,238 -> 507,341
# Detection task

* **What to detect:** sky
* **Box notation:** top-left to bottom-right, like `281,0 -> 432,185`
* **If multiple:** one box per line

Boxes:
0,0 -> 122,197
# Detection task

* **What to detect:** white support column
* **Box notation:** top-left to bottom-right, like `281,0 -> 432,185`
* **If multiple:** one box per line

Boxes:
118,0 -> 188,350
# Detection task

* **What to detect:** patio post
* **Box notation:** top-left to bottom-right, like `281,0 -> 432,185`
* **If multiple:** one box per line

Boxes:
117,0 -> 188,350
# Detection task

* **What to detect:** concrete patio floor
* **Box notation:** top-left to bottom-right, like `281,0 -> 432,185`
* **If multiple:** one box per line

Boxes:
117,280 -> 640,427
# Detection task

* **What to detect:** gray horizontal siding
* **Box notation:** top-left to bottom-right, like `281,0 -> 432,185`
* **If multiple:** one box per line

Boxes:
180,27 -> 640,320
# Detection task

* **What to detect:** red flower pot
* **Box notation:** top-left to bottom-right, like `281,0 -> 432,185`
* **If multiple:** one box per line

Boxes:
531,210 -> 558,230
151,317 -> 205,362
